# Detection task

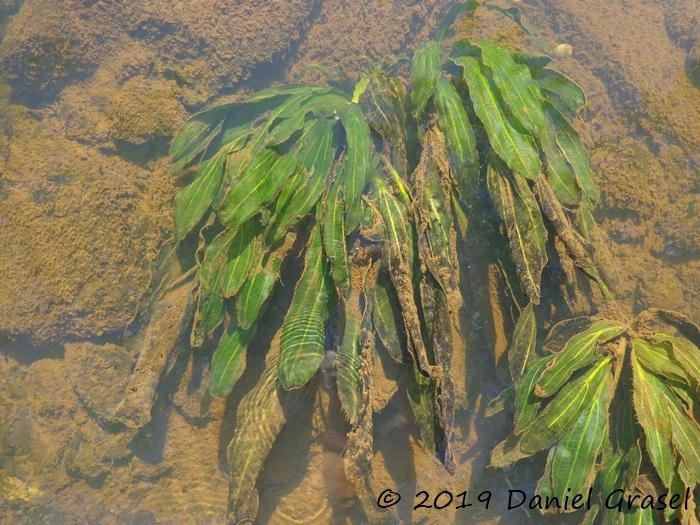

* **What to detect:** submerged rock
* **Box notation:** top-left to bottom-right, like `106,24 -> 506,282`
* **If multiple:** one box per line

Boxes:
0,0 -> 320,104
688,42 -> 700,86
0,106 -> 174,343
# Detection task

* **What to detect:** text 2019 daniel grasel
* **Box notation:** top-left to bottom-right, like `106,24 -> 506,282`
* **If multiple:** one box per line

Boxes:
506,487 -> 692,512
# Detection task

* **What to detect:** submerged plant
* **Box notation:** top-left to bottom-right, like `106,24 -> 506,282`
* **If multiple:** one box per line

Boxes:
155,2 -> 700,524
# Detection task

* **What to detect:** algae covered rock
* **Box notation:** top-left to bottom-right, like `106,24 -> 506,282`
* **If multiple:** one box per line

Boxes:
0,106 -> 174,343
688,42 -> 700,87
0,0 -> 320,103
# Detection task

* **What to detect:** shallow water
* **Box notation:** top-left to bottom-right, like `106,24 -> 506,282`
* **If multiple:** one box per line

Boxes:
0,0 -> 698,524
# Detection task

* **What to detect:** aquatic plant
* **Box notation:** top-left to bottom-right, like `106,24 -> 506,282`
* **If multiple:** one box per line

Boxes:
162,2 -> 699,523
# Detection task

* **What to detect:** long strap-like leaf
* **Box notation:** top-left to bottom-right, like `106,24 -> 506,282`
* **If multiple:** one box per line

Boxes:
174,151 -> 226,242
209,326 -> 255,397
218,148 -> 297,228
336,247 -> 377,424
235,232 -> 296,329
455,55 -> 541,180
411,41 -> 441,118
322,176 -> 351,298
337,289 -> 364,425
536,320 -> 625,397
265,118 -> 337,245
631,353 -> 676,488
519,356 -> 612,455
487,159 -> 548,304
278,226 -> 330,389
226,352 -> 304,524
434,76 -> 479,203
543,369 -> 610,498
479,41 -> 545,136
338,104 -> 373,233
508,303 -> 537,383
375,176 -> 433,377
190,228 -> 237,347
540,109 -> 583,207
222,220 -> 264,298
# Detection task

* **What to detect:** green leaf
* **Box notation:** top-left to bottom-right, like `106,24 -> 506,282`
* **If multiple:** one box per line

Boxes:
536,319 -> 625,398
218,149 -> 297,227
191,290 -> 224,348
298,90 -> 350,119
632,337 -> 690,386
479,41 -> 546,136
236,271 -> 276,329
278,227 -> 330,389
654,334 -> 700,392
545,104 -> 599,205
664,387 -> 700,484
376,177 -> 414,273
337,291 -> 364,423
222,220 -> 264,298
451,189 -> 469,239
338,104 -> 373,232
450,39 -> 480,62
411,41 -> 441,118
601,442 -> 642,501
611,391 -> 642,454
575,201 -> 598,241
210,326 -> 254,397
415,134 -> 459,301
265,112 -> 307,147
600,450 -> 624,497
511,51 -> 552,70
212,143 -> 253,209
244,84 -> 324,102
508,302 -> 537,382
455,56 -> 541,179
172,91 -> 298,174
370,274 -> 409,364
535,448 -> 557,507
173,153 -> 226,241
249,88 -> 333,151
360,71 -> 411,165
669,406 -> 700,484
487,160 -> 548,304
191,228 -> 238,346
548,368 -> 610,498
631,353 -> 675,488
434,76 -> 479,202
322,177 -> 351,298
375,176 -> 431,375
665,471 -> 687,523
170,110 -> 225,173
535,69 -> 586,114
677,461 -> 699,495
235,235 -> 292,329
407,366 -> 438,454
621,508 -> 657,525
514,356 -> 552,433
227,353 -> 301,524
540,109 -> 583,207
199,228 -> 238,289
265,118 -> 338,245
351,74 -> 370,104
519,356 -> 612,454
